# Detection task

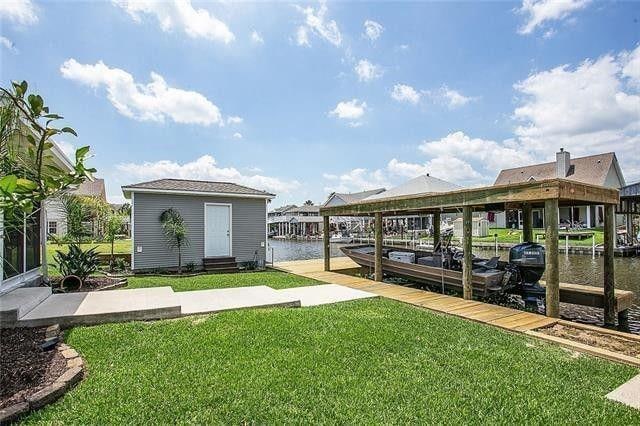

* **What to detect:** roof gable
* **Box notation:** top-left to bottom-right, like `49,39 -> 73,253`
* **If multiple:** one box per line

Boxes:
493,153 -> 623,188
364,175 -> 461,201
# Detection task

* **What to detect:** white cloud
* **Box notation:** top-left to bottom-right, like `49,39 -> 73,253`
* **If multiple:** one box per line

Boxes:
227,116 -> 243,125
295,2 -> 341,47
354,59 -> 383,82
232,132 -> 243,139
517,0 -> 590,35
329,99 -> 367,126
513,45 -> 640,180
0,0 -> 38,25
113,0 -> 234,44
251,30 -> 264,44
621,44 -> 640,88
60,59 -> 223,126
363,20 -> 383,41
0,36 -> 17,53
116,155 -> 300,195
391,84 -> 421,104
323,168 -> 389,194
295,26 -> 310,47
436,85 -> 475,109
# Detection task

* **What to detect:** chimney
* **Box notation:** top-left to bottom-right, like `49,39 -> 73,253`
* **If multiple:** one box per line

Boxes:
556,148 -> 570,178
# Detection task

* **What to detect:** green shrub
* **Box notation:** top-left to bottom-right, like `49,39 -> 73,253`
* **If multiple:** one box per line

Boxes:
113,258 -> 130,272
53,244 -> 100,282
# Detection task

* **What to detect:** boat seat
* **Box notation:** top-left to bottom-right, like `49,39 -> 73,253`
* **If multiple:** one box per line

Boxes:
474,256 -> 500,271
417,256 -> 442,267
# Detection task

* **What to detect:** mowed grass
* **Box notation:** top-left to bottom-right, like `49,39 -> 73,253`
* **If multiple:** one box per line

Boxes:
474,227 -> 604,246
46,239 -> 131,275
127,270 -> 322,292
23,298 -> 639,424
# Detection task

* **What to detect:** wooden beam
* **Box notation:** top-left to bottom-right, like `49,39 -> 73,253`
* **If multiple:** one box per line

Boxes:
522,203 -> 533,242
374,212 -> 383,282
319,179 -> 619,217
603,204 -> 616,326
323,216 -> 330,272
433,211 -> 441,248
544,199 -> 560,318
462,206 -> 473,300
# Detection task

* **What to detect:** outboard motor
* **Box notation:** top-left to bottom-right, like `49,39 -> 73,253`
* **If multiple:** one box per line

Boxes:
506,242 -> 546,307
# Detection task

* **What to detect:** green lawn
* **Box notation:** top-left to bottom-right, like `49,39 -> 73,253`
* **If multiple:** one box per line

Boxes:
22,297 -> 638,424
127,270 -> 322,292
473,227 -> 604,246
46,239 -> 131,276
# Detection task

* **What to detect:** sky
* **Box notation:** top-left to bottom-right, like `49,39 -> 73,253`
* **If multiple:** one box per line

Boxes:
1,0 -> 639,207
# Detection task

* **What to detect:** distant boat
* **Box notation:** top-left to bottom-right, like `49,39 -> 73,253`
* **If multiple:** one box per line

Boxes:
330,233 -> 353,243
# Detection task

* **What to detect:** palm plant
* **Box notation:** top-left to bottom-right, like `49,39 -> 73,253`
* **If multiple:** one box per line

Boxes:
159,208 -> 189,274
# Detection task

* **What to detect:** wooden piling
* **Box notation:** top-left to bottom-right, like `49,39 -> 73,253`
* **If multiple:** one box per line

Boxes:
323,216 -> 330,272
433,211 -> 441,248
544,199 -> 560,318
522,203 -> 533,243
603,204 -> 616,326
462,206 -> 473,300
375,212 -> 383,282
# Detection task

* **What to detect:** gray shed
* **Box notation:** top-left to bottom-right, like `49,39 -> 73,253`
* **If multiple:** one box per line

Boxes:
122,179 -> 274,272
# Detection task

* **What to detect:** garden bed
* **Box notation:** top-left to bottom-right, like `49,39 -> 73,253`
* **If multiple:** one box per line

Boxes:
51,276 -> 128,293
0,325 -> 85,423
0,327 -> 66,410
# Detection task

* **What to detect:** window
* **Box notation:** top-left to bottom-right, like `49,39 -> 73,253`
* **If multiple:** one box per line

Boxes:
48,221 -> 58,235
2,207 -> 42,281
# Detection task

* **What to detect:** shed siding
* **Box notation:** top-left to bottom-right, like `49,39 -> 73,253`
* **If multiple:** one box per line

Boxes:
132,193 -> 266,270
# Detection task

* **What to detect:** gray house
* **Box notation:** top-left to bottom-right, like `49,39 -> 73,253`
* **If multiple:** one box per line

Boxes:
122,179 -> 274,272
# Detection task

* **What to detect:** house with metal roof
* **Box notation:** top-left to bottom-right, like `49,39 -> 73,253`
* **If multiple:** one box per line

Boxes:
493,149 -> 625,230
122,179 -> 275,272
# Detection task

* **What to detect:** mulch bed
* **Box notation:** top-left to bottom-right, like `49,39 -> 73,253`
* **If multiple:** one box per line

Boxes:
0,328 -> 66,410
51,276 -> 126,293
539,323 -> 640,357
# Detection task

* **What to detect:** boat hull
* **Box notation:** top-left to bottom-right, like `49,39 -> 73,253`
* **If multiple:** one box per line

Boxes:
341,245 -> 504,295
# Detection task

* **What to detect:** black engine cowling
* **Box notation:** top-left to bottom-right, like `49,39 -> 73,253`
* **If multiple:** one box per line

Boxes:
506,242 -> 546,306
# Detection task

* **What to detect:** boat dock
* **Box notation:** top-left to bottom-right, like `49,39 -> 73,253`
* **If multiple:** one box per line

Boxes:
319,178 -> 625,327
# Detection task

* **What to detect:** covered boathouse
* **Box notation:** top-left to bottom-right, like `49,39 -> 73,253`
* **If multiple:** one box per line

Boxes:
319,178 -> 622,326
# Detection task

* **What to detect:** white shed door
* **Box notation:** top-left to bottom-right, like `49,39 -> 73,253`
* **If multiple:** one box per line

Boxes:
204,204 -> 231,257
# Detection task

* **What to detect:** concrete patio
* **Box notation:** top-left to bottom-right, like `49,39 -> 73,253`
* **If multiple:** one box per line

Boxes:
0,284 -> 376,328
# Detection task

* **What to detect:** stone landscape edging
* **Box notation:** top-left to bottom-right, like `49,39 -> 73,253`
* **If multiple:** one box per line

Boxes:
0,325 -> 85,424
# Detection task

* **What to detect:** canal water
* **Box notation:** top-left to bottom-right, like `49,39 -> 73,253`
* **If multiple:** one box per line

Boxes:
268,239 -> 640,332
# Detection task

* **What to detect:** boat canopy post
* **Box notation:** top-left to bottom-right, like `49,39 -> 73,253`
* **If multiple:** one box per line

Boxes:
522,203 -> 533,243
374,212 -> 383,281
603,204 -> 616,326
323,215 -> 330,272
544,199 -> 560,318
433,211 -> 441,248
462,206 -> 473,299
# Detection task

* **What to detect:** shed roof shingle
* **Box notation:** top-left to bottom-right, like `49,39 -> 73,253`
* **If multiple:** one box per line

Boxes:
122,178 -> 275,197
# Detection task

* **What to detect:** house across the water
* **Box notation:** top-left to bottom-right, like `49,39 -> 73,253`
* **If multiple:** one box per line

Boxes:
492,149 -> 625,229
268,204 -> 323,237
122,179 -> 274,272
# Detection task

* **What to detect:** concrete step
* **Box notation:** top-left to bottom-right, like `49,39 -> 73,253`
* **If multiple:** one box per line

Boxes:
17,287 -> 181,328
0,287 -> 52,325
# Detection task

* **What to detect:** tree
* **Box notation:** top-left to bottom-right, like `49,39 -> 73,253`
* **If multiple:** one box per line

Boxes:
105,213 -> 125,271
159,208 -> 189,274
304,200 -> 314,206
0,80 -> 94,219
59,194 -> 92,244
117,202 -> 131,217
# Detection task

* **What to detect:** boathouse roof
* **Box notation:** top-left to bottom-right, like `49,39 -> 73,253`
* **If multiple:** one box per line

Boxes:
363,174 -> 461,201
323,188 -> 386,206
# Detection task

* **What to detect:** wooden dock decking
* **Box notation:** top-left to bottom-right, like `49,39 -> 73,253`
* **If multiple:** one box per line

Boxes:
273,257 -> 558,333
